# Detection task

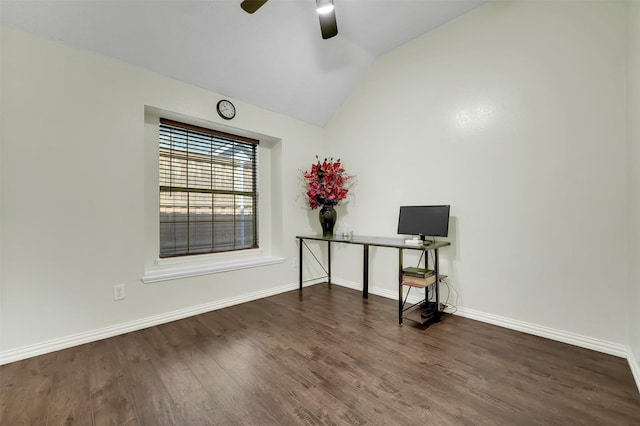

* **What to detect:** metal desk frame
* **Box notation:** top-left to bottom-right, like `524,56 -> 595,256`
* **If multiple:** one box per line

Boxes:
296,235 -> 450,324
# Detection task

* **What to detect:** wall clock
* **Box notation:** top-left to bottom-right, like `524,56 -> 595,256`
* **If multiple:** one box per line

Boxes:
216,99 -> 236,120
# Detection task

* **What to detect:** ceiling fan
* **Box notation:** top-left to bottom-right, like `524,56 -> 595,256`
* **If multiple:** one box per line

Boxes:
240,0 -> 338,39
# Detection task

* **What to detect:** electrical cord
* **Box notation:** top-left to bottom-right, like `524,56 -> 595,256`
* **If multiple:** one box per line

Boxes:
424,249 -> 459,313
439,277 -> 458,314
402,275 -> 458,316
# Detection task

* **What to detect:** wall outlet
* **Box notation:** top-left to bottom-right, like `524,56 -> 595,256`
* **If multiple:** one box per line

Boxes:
113,284 -> 125,301
292,257 -> 298,268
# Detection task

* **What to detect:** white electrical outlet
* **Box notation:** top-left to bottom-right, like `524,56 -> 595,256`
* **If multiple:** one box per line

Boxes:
113,284 -> 125,301
292,257 -> 298,268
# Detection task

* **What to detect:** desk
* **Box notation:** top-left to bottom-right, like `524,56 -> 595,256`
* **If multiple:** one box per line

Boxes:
296,234 -> 450,324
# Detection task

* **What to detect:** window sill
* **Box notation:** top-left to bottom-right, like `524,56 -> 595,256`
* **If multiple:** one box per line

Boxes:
142,253 -> 286,283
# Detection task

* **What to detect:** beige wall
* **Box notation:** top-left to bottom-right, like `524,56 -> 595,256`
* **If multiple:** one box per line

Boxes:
326,1 -> 629,347
0,26 -> 323,354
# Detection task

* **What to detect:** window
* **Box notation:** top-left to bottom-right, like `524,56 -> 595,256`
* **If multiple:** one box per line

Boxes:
159,118 -> 258,258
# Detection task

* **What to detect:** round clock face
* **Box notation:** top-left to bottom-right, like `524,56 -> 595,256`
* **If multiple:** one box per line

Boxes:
217,100 -> 236,120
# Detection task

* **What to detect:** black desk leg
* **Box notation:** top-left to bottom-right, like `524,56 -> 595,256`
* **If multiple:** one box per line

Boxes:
363,244 -> 369,299
327,241 -> 331,287
434,248 -> 441,322
398,248 -> 403,324
298,239 -> 303,291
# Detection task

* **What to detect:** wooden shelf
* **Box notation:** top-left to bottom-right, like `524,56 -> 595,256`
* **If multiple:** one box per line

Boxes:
402,275 -> 435,288
401,273 -> 447,288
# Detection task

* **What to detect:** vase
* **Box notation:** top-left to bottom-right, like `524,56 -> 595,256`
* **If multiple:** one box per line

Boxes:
319,205 -> 337,237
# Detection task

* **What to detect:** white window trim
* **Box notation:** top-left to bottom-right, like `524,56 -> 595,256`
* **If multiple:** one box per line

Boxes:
142,106 -> 285,285
142,252 -> 285,283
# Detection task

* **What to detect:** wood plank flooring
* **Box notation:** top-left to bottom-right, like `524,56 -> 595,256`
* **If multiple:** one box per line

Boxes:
1,284 -> 639,425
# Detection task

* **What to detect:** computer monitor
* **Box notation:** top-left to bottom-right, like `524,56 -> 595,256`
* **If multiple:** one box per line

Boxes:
397,205 -> 450,241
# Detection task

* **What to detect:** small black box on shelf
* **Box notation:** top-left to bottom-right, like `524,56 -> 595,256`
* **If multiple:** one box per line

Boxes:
419,301 -> 438,313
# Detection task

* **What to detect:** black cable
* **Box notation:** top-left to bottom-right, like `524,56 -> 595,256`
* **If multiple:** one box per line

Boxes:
440,277 -> 458,314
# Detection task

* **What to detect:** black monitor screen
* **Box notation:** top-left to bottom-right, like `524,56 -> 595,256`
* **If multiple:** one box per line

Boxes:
397,205 -> 450,239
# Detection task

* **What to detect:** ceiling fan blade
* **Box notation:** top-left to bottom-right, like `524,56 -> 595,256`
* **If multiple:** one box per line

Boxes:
241,0 -> 268,14
318,9 -> 338,39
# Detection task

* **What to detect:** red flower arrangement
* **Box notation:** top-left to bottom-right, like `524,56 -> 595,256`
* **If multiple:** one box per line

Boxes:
303,157 -> 354,210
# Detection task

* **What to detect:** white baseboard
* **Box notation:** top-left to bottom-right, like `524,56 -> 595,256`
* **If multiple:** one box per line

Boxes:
0,281 -> 315,365
452,306 -> 628,358
332,279 -> 633,360
331,278 -> 438,306
3,278 -> 639,395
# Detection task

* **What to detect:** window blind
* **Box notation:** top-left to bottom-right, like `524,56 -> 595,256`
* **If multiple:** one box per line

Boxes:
159,118 -> 259,258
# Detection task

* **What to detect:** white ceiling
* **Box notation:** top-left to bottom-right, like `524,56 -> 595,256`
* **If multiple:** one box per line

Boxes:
0,0 -> 485,126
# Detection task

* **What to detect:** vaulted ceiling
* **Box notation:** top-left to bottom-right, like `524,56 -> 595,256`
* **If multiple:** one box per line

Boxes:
1,0 -> 485,126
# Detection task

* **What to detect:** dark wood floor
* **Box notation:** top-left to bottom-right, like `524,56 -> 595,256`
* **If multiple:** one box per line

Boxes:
1,284 -> 639,425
